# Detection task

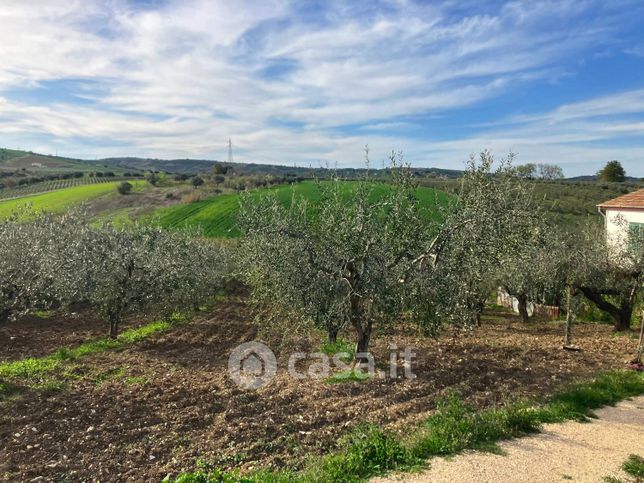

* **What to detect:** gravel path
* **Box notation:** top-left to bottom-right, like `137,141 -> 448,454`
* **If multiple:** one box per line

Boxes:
375,396 -> 644,483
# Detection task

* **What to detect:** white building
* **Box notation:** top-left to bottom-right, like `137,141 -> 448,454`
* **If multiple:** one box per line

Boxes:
597,188 -> 644,251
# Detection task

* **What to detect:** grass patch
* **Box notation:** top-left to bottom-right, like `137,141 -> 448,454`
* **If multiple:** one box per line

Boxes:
168,370 -> 644,483
326,369 -> 371,384
309,424 -> 418,482
622,454 -> 644,478
33,310 -> 56,318
539,371 -> 644,422
124,376 -> 147,385
320,339 -> 354,363
0,319 -> 174,395
409,393 -> 543,458
93,367 -> 128,385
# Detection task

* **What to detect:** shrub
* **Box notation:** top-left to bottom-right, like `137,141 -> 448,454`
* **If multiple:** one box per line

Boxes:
117,181 -> 133,195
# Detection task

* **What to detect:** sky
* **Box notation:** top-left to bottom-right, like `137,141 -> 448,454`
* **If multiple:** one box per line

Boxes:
1,0 -> 644,176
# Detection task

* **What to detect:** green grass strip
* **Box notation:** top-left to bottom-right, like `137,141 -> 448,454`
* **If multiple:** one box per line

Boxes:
166,370 -> 644,483
0,320 -> 172,385
622,454 -> 644,479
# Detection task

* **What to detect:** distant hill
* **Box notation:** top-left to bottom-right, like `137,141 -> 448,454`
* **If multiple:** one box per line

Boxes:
98,156 -> 465,178
566,175 -> 642,182
6,147 -> 640,181
1,147 -> 466,178
98,157 -> 217,174
0,148 -> 125,173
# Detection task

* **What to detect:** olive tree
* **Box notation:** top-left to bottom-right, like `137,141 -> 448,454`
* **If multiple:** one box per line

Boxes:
418,151 -> 545,329
498,226 -> 567,323
238,149 -> 547,356
238,152 -> 432,357
537,163 -> 564,180
574,222 -> 642,332
0,211 -> 88,324
80,224 -> 226,338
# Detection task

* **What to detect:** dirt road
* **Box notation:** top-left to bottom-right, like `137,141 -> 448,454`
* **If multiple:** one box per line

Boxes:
375,396 -> 644,483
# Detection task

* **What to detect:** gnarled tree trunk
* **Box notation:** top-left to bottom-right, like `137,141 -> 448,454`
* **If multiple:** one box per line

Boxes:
109,320 -> 119,339
578,284 -> 637,332
516,293 -> 530,323
350,293 -> 373,363
355,323 -> 372,358
327,324 -> 338,344
0,308 -> 10,326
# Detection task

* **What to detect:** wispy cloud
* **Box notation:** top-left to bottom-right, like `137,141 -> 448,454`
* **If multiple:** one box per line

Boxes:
0,0 -> 643,175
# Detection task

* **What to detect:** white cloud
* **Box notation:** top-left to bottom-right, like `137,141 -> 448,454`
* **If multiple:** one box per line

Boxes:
0,0 -> 642,176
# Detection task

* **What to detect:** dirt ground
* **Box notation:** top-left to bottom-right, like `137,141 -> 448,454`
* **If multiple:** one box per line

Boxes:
375,396 -> 644,483
0,297 -> 639,482
0,310 -> 145,362
86,186 -> 183,219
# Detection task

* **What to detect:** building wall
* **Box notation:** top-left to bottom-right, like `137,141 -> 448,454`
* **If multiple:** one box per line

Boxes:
604,208 -> 644,249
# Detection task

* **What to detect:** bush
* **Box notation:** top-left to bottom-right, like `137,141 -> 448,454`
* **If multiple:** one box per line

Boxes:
117,181 -> 133,195
146,172 -> 159,186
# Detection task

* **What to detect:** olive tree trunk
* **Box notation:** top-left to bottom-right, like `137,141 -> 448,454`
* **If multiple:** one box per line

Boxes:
350,294 -> 373,362
0,309 -> 10,325
327,324 -> 339,344
635,310 -> 644,364
109,319 -> 119,339
516,293 -> 530,323
578,285 -> 636,332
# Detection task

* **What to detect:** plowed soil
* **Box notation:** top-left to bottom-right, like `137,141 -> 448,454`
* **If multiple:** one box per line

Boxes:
0,310 -> 145,362
0,297 -> 638,482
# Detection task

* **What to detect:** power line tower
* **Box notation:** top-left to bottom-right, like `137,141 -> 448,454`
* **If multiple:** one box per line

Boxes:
227,138 -> 233,164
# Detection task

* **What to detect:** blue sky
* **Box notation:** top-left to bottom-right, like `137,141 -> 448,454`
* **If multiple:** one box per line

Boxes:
1,0 -> 643,176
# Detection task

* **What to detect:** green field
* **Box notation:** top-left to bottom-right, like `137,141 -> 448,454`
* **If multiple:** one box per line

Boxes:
0,180 -> 146,219
0,176 -> 137,201
153,180 -> 451,238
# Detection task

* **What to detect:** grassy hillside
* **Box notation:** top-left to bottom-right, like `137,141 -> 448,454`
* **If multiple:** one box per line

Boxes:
0,180 -> 146,219
153,180 -> 450,238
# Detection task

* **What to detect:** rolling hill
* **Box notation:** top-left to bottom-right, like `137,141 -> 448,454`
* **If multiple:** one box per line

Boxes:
1,147 -> 465,178
0,180 -> 146,219
152,180 -> 451,238
0,148 -> 112,173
